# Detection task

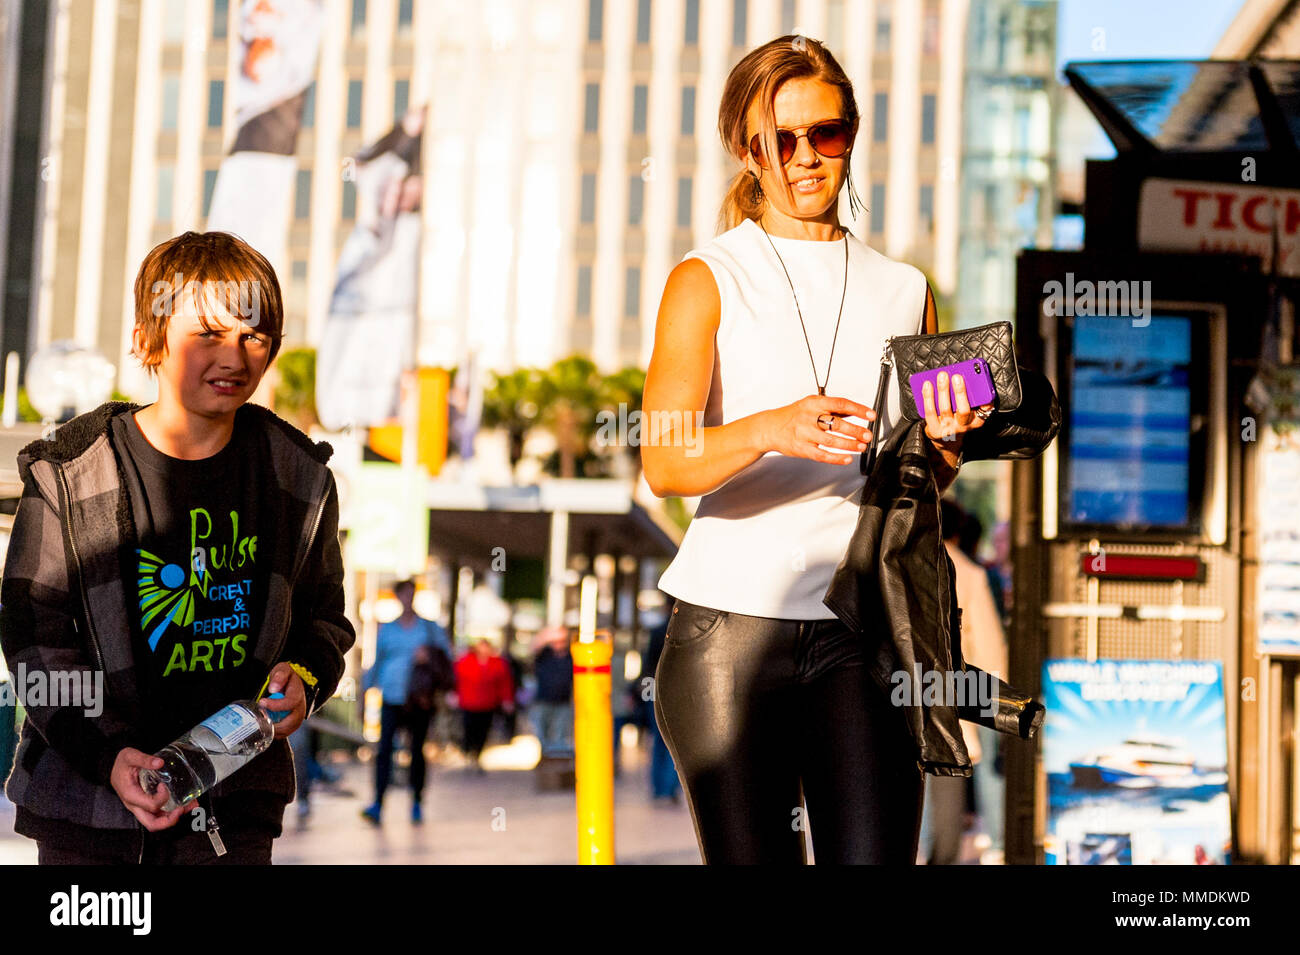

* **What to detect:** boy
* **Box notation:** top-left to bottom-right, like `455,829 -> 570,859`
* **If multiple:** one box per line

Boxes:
0,231 -> 355,863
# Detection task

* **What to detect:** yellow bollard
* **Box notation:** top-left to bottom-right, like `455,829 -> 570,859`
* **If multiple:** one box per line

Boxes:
572,628 -> 615,864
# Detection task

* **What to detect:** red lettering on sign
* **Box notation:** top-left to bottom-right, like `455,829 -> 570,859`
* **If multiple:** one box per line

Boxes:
1173,187 -> 1211,226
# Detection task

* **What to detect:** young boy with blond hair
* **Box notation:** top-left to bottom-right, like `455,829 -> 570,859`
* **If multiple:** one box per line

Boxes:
1,231 -> 354,863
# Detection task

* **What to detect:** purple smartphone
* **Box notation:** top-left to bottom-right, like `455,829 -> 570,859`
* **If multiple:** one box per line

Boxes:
909,359 -> 996,417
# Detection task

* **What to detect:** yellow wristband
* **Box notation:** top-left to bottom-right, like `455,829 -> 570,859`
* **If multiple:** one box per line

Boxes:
287,662 -> 318,687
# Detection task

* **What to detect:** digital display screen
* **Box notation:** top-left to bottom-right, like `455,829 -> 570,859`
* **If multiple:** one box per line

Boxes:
1066,315 -> 1192,528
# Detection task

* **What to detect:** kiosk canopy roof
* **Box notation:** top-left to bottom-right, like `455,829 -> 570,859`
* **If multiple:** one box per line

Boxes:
1065,60 -> 1300,154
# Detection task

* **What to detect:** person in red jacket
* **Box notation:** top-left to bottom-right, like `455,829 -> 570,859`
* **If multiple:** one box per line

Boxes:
453,639 -> 514,773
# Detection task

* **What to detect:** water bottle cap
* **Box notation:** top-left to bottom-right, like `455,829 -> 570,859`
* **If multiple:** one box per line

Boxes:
265,691 -> 289,724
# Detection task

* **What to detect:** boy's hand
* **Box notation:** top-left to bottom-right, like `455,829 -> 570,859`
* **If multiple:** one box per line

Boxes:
110,747 -> 198,831
259,663 -> 307,737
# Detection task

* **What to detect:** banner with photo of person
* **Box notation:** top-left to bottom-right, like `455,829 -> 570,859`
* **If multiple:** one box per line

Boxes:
315,110 -> 425,432
1041,659 -> 1231,865
205,0 -> 323,260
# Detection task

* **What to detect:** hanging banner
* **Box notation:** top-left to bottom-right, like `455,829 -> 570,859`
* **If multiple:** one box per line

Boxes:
1041,659 -> 1231,865
315,110 -> 425,431
345,462 -> 428,574
206,0 -> 323,262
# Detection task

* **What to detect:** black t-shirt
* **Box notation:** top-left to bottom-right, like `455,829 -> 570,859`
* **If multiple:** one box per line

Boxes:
112,409 -> 269,750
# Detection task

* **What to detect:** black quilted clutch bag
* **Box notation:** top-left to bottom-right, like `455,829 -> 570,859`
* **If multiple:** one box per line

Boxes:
859,287 -> 1056,475
891,321 -> 1022,422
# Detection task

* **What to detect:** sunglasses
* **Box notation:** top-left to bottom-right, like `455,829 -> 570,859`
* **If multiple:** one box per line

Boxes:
748,119 -> 852,168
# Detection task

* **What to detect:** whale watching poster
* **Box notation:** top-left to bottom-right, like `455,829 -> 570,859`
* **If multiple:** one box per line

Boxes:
1041,659 -> 1231,865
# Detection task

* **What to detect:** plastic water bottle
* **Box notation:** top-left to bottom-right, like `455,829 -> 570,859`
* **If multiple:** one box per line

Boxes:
138,694 -> 289,812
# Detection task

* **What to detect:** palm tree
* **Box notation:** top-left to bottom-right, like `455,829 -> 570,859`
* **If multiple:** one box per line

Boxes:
536,356 -> 603,478
272,347 -> 318,433
595,366 -> 646,470
481,367 -> 544,475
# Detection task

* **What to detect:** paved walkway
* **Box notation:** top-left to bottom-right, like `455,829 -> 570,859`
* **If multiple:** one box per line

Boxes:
0,733 -> 992,864
0,734 -> 703,866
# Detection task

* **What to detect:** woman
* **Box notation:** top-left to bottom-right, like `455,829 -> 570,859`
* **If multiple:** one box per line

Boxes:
641,36 -> 991,864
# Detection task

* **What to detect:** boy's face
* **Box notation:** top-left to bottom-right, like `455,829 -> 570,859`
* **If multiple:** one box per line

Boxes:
144,282 -> 272,419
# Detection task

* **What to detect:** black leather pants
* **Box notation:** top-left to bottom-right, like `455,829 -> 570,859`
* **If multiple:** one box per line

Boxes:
654,598 -> 924,864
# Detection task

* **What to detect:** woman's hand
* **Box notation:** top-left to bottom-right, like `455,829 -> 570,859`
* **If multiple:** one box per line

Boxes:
761,395 -> 877,464
920,371 -> 992,454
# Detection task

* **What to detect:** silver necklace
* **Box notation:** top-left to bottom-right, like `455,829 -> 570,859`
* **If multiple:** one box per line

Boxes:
758,219 -> 850,397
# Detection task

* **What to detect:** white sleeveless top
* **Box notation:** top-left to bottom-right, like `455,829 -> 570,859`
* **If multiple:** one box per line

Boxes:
656,217 -> 928,619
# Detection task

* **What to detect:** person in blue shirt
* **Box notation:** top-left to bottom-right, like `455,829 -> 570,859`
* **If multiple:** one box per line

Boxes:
361,579 -> 451,824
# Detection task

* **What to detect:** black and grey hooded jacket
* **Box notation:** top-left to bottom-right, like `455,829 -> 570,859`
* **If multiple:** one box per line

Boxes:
1,401 -> 355,830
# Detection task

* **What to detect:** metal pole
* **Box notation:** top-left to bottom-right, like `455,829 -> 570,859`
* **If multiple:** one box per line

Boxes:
573,574 -> 614,864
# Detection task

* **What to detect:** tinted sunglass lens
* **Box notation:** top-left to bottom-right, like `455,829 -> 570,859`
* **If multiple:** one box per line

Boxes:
809,122 -> 849,157
777,130 -> 798,164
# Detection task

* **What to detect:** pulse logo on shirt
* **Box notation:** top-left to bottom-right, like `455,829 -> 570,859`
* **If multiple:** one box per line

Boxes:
137,507 -> 257,677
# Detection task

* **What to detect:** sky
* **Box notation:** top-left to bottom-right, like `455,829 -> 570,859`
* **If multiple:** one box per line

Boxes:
1056,0 -> 1249,70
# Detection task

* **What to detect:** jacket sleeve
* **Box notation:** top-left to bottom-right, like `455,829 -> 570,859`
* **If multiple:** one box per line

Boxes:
0,460 -> 146,785
281,471 -> 356,717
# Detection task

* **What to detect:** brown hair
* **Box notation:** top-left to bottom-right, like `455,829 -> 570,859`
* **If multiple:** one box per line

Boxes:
716,35 -> 861,234
132,231 -> 284,374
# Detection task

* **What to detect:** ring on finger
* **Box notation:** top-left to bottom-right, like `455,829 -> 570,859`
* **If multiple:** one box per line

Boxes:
817,413 -> 835,432
975,407 -> 993,419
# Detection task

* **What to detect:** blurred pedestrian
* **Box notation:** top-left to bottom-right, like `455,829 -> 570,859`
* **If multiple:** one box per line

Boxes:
454,638 -> 515,773
920,500 -> 1009,863
639,615 -> 681,803
530,626 -> 573,756
360,579 -> 452,825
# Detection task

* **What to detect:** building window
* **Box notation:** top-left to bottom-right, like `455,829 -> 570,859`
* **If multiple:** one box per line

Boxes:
295,170 -> 312,219
583,83 -> 600,133
680,85 -> 695,136
684,0 -> 699,45
870,183 -> 885,235
576,265 -> 592,316
781,0 -> 795,34
873,91 -> 888,143
161,75 -> 180,131
587,0 -> 603,42
636,0 -> 651,44
397,0 -> 413,30
202,169 -> 218,216
213,0 -> 229,40
628,175 -> 644,226
291,259 -> 308,281
351,0 -> 366,34
342,179 -> 356,220
732,0 -> 747,46
632,85 -> 648,135
580,173 -> 596,224
394,79 -> 409,120
919,184 -> 934,233
875,0 -> 892,55
624,266 -> 641,318
156,165 -> 174,221
347,80 -> 363,129
207,80 -> 224,128
921,93 -> 936,145
301,83 -> 316,128
676,176 -> 692,228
